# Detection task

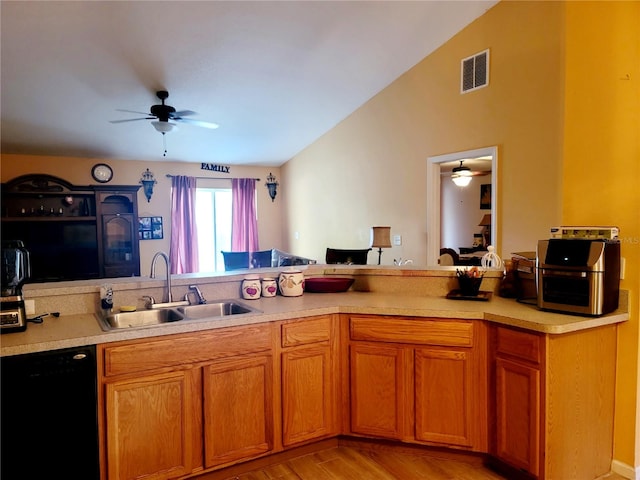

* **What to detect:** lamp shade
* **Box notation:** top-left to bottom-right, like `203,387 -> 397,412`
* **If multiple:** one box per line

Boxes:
479,214 -> 492,226
370,226 -> 392,248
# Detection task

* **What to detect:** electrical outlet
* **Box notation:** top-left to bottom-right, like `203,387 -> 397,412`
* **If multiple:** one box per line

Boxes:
620,257 -> 626,280
25,299 -> 36,315
393,235 -> 402,246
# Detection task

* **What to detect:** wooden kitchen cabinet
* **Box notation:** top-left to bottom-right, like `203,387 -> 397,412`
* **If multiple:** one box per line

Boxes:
347,315 -> 487,450
490,324 -> 617,480
415,347 -> 475,447
493,326 -> 542,477
99,323 -> 274,480
280,315 -> 339,447
203,354 -> 274,467
105,369 -> 201,480
350,342 -> 408,439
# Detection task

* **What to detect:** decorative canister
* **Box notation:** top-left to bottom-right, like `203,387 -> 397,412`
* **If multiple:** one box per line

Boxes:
242,275 -> 261,300
261,277 -> 278,297
278,270 -> 305,297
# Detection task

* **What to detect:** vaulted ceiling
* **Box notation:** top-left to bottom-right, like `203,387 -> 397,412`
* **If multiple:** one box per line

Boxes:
1,1 -> 497,166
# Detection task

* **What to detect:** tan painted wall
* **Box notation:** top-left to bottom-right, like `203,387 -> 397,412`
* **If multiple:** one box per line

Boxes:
562,1 -> 639,470
282,0 -> 565,265
281,0 -> 639,471
0,154 -> 283,274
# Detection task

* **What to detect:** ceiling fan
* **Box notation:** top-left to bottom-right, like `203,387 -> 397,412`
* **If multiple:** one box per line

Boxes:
109,90 -> 219,133
441,160 -> 490,187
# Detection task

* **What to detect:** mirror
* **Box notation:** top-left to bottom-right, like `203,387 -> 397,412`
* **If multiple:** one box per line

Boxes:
426,146 -> 498,265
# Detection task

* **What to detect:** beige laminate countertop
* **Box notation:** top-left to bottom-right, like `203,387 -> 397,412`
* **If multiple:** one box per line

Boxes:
0,290 -> 629,357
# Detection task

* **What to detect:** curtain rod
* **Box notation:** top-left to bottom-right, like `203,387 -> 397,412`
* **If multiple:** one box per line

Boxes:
165,174 -> 260,181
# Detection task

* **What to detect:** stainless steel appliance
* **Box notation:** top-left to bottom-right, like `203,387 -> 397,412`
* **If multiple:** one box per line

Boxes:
1,240 -> 31,332
537,238 -> 620,316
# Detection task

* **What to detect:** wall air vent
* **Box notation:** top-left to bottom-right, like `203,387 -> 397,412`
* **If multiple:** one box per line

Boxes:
461,49 -> 489,94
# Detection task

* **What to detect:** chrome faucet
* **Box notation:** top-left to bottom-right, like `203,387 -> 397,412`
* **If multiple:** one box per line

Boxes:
150,251 -> 172,303
187,285 -> 207,305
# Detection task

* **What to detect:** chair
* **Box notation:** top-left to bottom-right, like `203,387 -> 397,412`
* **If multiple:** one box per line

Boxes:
250,250 -> 273,268
326,248 -> 371,265
221,251 -> 250,271
438,248 -> 459,266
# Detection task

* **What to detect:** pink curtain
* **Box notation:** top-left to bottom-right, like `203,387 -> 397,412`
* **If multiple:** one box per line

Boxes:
231,178 -> 259,252
170,176 -> 199,274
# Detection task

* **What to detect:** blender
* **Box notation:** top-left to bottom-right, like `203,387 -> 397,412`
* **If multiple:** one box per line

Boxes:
1,240 -> 31,333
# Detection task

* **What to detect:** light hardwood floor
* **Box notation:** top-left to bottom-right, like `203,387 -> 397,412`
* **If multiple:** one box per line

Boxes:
225,446 -> 507,480
223,447 -> 629,480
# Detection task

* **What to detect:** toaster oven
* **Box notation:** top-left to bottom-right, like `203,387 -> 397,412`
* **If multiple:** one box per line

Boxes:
537,239 -> 620,316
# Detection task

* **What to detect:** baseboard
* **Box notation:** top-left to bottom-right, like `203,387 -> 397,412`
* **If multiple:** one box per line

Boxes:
611,459 -> 639,480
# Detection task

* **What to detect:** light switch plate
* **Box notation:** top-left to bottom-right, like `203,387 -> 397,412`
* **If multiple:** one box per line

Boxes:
393,235 -> 402,246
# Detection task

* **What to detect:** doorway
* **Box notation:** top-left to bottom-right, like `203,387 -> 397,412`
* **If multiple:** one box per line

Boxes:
426,146 -> 498,265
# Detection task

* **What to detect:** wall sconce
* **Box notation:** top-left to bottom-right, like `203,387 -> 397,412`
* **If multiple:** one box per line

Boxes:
265,172 -> 279,202
370,226 -> 392,265
140,168 -> 157,202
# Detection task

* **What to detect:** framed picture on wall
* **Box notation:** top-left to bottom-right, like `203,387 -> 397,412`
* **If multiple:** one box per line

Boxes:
139,216 -> 163,240
480,184 -> 491,209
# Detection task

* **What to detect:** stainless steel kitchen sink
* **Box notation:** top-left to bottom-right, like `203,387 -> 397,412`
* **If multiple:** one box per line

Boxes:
96,300 -> 260,331
177,301 -> 256,319
99,308 -> 185,330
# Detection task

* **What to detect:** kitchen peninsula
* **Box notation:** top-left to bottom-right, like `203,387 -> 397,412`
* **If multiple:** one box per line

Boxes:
0,266 -> 629,480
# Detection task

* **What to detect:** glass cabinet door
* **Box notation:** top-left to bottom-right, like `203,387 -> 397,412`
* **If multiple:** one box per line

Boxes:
102,213 -> 138,276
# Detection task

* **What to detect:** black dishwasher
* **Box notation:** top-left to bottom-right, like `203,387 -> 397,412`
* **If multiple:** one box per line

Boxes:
1,345 -> 99,480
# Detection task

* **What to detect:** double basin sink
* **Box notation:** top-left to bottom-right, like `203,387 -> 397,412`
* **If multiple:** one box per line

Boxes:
96,301 -> 260,331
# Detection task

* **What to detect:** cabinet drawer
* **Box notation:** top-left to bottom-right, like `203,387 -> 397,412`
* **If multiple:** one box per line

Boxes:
496,326 -> 542,364
350,316 -> 473,347
281,315 -> 332,347
103,323 -> 272,376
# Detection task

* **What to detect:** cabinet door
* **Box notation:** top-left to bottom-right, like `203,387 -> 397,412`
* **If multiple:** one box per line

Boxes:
350,343 -> 407,439
105,369 -> 199,480
282,344 -> 337,446
415,348 -> 473,447
495,357 -> 540,476
102,213 -> 139,277
203,355 -> 274,468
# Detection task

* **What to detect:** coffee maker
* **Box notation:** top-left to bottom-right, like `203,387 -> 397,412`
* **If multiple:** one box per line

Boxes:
1,240 -> 31,333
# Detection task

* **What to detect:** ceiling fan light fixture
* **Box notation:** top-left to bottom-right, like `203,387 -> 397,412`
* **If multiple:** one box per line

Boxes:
452,175 -> 472,187
451,161 -> 472,187
151,120 -> 177,134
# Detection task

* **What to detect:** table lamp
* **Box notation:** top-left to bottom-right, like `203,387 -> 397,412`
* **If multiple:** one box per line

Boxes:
370,226 -> 392,265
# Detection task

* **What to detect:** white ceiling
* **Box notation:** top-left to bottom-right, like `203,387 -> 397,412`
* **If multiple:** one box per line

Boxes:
1,1 -> 497,167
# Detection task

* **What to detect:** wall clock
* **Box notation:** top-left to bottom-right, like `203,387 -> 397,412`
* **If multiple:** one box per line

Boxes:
91,163 -> 113,183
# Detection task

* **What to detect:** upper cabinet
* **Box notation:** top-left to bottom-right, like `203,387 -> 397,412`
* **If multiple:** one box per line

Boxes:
1,174 -> 140,282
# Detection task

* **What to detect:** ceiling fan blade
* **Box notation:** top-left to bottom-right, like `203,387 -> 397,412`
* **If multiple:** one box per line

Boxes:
109,117 -> 154,124
441,170 -> 490,177
174,117 -> 220,129
171,110 -> 197,118
115,108 -> 154,116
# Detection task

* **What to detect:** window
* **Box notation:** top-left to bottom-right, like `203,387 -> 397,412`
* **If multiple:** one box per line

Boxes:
196,188 -> 232,272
